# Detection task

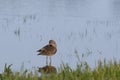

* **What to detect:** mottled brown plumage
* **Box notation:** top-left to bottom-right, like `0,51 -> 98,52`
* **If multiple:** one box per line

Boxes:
37,40 -> 57,65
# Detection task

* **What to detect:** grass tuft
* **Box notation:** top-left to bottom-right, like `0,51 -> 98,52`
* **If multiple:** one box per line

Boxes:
0,60 -> 120,80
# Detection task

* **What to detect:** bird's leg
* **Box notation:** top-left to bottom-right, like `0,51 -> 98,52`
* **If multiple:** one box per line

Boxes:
46,56 -> 48,65
49,56 -> 52,66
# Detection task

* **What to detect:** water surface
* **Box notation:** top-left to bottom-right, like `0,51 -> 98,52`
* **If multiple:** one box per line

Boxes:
0,0 -> 120,72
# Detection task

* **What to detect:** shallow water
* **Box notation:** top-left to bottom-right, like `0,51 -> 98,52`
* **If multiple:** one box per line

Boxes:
0,0 -> 120,72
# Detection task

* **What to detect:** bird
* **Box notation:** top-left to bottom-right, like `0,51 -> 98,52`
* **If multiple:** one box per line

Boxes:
37,40 -> 57,65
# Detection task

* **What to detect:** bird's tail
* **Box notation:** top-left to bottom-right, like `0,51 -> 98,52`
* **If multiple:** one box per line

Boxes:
37,53 -> 41,55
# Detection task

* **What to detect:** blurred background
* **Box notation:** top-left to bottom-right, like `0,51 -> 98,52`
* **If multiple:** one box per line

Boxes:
0,0 -> 120,72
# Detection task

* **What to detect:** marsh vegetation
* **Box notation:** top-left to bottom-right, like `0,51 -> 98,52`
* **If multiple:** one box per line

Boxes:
0,59 -> 120,80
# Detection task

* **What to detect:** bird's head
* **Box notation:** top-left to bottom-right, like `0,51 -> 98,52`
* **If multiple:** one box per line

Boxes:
49,40 -> 57,48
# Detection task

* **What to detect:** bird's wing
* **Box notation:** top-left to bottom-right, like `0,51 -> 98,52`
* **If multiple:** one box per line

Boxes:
37,44 -> 57,55
43,44 -> 55,52
37,44 -> 56,52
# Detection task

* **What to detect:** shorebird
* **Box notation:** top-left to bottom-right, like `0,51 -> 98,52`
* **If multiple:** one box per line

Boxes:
37,40 -> 57,65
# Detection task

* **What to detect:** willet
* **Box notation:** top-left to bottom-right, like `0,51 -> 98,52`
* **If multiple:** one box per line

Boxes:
37,40 -> 57,65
